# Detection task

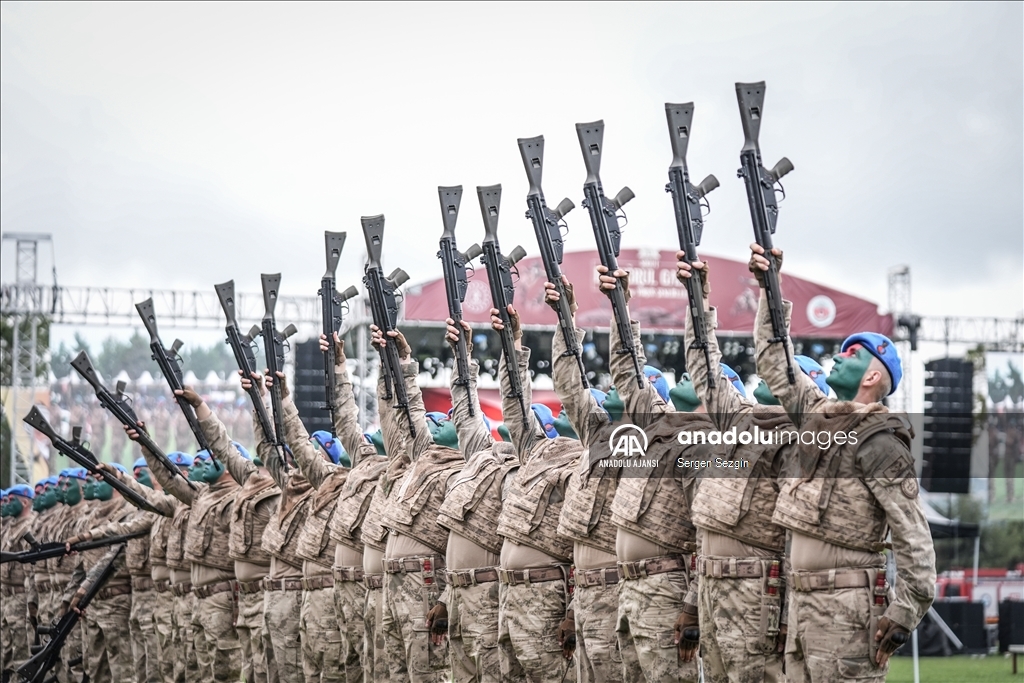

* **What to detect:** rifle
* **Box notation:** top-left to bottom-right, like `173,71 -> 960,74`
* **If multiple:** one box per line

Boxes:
736,81 -> 796,384
437,186 -> 483,415
1,545 -> 125,683
22,407 -> 164,516
476,184 -> 529,430
361,215 -> 415,437
516,136 -> 587,389
135,298 -> 212,456
1,528 -> 148,565
70,351 -> 197,491
664,102 -> 720,391
574,120 -> 643,389
259,274 -> 298,459
214,280 -> 277,440
319,231 -> 359,428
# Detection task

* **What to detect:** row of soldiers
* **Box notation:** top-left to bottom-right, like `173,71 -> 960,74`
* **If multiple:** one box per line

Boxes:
1,243 -> 936,683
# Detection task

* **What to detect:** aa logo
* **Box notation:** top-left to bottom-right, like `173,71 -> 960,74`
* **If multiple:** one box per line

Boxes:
608,424 -> 649,458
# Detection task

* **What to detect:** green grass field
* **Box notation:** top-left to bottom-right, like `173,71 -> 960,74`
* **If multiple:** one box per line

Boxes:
888,654 -> 1024,681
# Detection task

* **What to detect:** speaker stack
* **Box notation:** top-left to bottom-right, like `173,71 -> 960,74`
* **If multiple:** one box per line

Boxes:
292,339 -> 333,435
922,358 -> 974,494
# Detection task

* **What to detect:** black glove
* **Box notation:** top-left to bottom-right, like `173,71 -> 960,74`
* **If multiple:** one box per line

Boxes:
674,608 -> 700,663
874,616 -> 910,666
557,611 -> 576,659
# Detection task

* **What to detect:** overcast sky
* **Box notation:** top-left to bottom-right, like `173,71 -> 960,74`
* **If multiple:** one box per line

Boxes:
2,2 -> 1022,345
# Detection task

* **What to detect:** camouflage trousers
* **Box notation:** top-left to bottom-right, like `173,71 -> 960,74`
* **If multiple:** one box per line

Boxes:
785,580 -> 889,683
574,582 -> 641,683
382,569 -> 451,682
616,570 -> 697,683
237,590 -> 271,683
264,587 -> 304,682
698,571 -> 784,683
81,592 -> 132,683
173,593 -> 200,683
191,589 -> 241,682
129,588 -> 161,683
446,579 -> 501,682
150,589 -> 176,683
0,587 -> 29,669
300,585 -> 345,683
332,578 -> 367,682
364,583 -> 388,683
498,577 -> 573,683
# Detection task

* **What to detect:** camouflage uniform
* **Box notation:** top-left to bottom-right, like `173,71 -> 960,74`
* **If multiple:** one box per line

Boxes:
166,501 -> 199,683
380,359 -> 463,682
437,358 -> 518,683
497,345 -> 579,683
755,292 -> 936,682
1,512 -> 36,669
44,497 -> 93,683
684,305 -> 792,683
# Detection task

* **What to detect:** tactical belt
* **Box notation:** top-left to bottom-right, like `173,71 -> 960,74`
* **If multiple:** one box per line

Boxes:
170,582 -> 193,597
263,578 -> 303,592
96,584 -> 132,600
153,579 -> 172,593
698,557 -> 773,579
498,566 -> 567,586
131,576 -> 155,592
237,580 -> 265,594
364,574 -> 384,590
34,579 -> 52,593
300,575 -> 335,591
789,568 -> 879,593
445,567 -> 499,588
617,555 -> 688,581
0,584 -> 26,596
575,567 -> 619,588
193,581 -> 236,599
384,555 -> 445,575
332,567 -> 365,584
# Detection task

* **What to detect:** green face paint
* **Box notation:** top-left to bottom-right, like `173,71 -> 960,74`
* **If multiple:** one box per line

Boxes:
753,380 -> 780,406
37,488 -> 58,511
669,375 -> 701,412
0,501 -> 10,517
63,480 -> 83,506
93,479 -> 113,501
188,460 -> 208,482
497,425 -> 512,443
826,346 -> 873,401
7,498 -> 23,517
368,430 -> 386,456
603,388 -> 625,423
430,421 -> 459,450
83,477 -> 97,500
135,468 -> 154,490
200,459 -> 224,484
54,480 -> 67,504
552,412 -> 578,440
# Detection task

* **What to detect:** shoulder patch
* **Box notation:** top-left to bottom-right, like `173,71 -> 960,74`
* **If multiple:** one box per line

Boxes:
900,478 -> 919,499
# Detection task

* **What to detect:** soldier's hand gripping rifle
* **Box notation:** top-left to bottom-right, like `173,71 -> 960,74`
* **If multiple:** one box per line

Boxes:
70,351 -> 196,491
259,274 -> 298,460
214,280 -> 277,441
22,407 -> 163,515
1,528 -> 148,565
665,103 -> 720,391
575,120 -> 643,389
361,215 -> 415,437
319,232 -> 360,425
476,185 -> 529,431
437,186 -> 483,415
1,545 -> 125,683
517,136 -> 588,389
135,298 -> 212,456
736,81 -> 796,384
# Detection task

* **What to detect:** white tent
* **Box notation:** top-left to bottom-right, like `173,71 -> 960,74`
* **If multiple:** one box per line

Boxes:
136,370 -> 155,386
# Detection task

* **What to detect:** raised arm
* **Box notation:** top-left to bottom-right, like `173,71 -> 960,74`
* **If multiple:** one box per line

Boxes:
277,375 -> 336,489
446,319 -> 491,458
324,334 -> 376,462
372,325 -> 431,462
104,462 -> 178,516
493,305 -> 535,461
177,388 -> 257,487
130,428 -> 197,506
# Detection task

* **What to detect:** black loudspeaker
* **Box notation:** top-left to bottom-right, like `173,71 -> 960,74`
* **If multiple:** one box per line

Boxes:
922,358 -> 974,494
292,340 -> 333,436
999,600 -> 1024,653
931,600 -> 987,654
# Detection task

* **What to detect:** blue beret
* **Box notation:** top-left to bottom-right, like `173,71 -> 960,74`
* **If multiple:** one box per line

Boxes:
589,388 -> 608,406
311,430 -> 345,465
531,404 -> 557,439
66,469 -> 87,481
232,442 -> 252,461
720,363 -> 746,398
133,457 -> 149,470
794,355 -> 829,396
194,450 -> 211,462
841,332 -> 902,395
643,366 -> 670,403
110,463 -> 129,474
168,452 -> 195,467
425,412 -> 448,427
9,484 -> 34,499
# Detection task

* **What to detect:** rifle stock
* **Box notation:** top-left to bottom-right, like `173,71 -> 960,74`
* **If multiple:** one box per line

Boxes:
319,231 -> 350,427
260,274 -> 295,460
437,185 -> 478,416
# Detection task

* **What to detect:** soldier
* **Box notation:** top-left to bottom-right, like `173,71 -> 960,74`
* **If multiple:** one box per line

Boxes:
319,332 -> 392,683
749,243 -> 936,681
129,423 -> 243,682
62,465 -> 134,683
422,318 -> 520,682
677,256 -> 830,682
371,324 -> 464,683
490,305 -> 581,683
30,476 -> 72,678
1,485 -> 37,669
47,468 -> 91,683
164,453 -> 200,683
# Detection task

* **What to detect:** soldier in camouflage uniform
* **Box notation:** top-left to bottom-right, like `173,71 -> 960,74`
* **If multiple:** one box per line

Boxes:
749,244 -> 936,682
421,319 -> 520,683
1,486 -> 36,669
320,332 -> 392,683
131,423 -> 243,682
490,305 -> 581,683
371,324 -> 464,683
